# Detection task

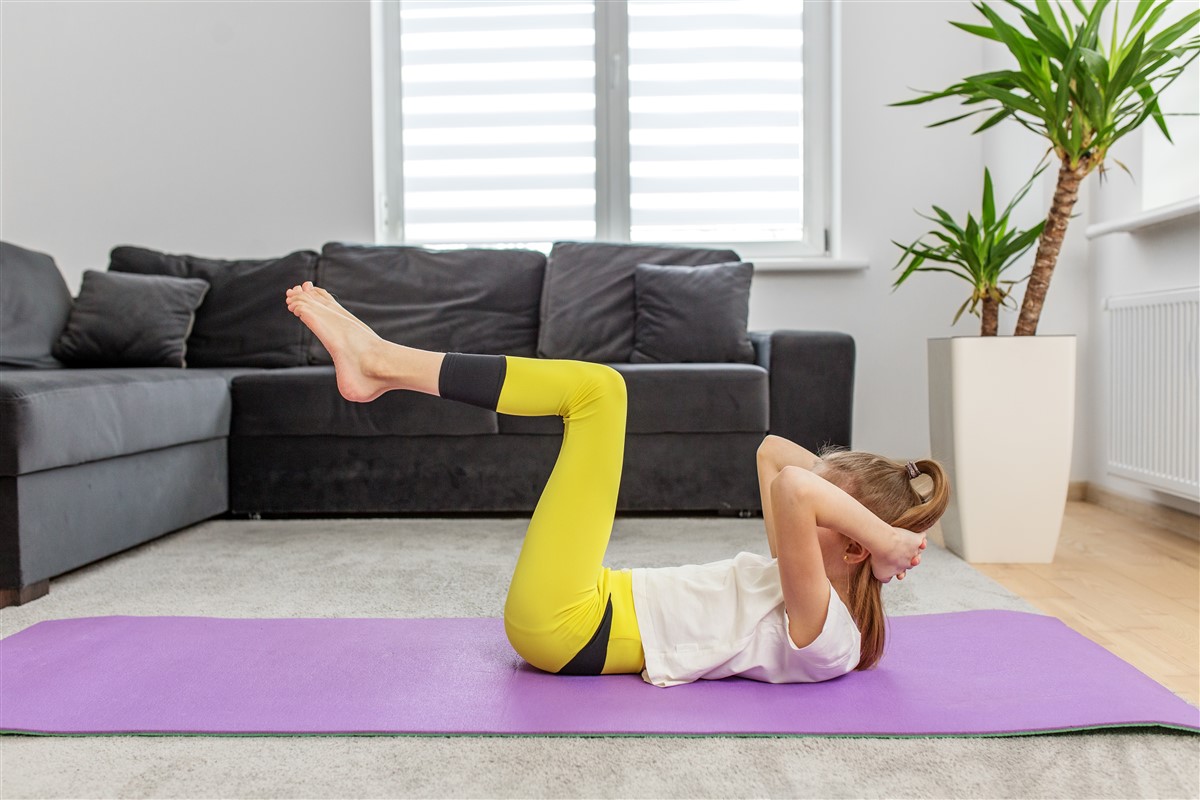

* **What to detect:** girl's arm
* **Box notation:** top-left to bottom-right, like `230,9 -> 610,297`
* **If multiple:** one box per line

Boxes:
770,466 -> 926,648
756,435 -> 820,558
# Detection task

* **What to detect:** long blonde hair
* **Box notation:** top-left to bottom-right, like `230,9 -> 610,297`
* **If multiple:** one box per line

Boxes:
817,447 -> 951,671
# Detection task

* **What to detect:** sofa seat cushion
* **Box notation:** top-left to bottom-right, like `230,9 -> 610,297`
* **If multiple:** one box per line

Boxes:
231,367 -> 498,437
497,362 -> 768,435
0,368 -> 235,476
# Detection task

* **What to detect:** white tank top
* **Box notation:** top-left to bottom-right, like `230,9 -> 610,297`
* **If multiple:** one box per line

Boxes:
631,551 -> 861,688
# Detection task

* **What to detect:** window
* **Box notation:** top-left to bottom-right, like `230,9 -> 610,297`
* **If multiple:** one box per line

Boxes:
373,0 -> 834,261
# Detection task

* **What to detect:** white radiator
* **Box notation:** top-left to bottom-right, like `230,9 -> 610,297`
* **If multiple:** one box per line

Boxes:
1105,287 -> 1200,500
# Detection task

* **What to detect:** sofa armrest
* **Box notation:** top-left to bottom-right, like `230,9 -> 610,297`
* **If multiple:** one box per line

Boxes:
749,330 -> 855,452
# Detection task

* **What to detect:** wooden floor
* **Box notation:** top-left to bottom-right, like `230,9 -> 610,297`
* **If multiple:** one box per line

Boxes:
973,501 -> 1199,705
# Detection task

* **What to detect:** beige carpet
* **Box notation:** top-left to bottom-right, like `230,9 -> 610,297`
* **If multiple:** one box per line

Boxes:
2,515 -> 1197,799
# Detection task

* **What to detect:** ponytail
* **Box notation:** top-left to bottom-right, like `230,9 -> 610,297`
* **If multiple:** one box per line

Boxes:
816,448 -> 952,670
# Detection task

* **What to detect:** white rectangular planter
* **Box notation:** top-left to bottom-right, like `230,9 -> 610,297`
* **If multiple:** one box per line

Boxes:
928,336 -> 1076,563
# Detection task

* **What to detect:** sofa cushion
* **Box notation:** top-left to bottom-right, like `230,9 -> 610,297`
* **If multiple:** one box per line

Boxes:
0,368 -> 235,476
108,245 -> 318,368
537,242 -> 740,362
0,241 -> 73,369
230,367 -> 498,437
631,262 -> 755,364
51,270 -> 211,368
497,362 -> 768,435
311,243 -> 546,365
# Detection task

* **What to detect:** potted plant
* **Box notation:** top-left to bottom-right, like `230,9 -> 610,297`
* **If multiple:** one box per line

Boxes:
890,0 -> 1199,562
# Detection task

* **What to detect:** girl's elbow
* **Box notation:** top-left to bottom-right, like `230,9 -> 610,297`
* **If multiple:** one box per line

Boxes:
770,465 -> 813,501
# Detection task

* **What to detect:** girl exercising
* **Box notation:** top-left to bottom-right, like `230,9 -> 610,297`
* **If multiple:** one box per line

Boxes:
286,281 -> 949,687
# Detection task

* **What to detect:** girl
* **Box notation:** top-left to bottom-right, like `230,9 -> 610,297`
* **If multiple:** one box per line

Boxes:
285,281 -> 947,688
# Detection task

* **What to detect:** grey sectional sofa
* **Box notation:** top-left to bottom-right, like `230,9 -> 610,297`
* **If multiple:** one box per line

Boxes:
0,239 -> 855,608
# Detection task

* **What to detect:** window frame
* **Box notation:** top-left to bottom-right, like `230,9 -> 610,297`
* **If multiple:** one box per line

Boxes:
372,0 -> 843,266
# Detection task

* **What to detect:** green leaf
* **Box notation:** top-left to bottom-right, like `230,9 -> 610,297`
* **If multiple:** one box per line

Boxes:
1023,12 -> 1071,62
1056,0 -> 1075,39
972,80 -> 1046,118
949,20 -> 1003,42
1133,2 -> 1177,52
982,168 -> 996,228
927,108 -> 995,129
1035,0 -> 1066,39
931,205 -> 967,237
972,108 -> 1014,134
952,295 -> 974,325
1111,31 -> 1146,97
1146,10 -> 1200,54
978,2 -> 1040,73
1127,0 -> 1159,32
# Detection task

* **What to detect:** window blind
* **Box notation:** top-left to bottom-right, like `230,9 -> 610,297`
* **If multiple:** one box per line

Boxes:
398,0 -> 597,244
627,0 -> 804,244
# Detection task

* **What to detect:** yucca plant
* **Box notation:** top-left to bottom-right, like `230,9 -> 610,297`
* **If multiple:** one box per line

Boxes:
891,0 -> 1200,335
892,165 -> 1049,336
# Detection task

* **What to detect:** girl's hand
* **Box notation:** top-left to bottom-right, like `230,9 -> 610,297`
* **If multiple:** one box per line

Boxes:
871,527 -> 927,583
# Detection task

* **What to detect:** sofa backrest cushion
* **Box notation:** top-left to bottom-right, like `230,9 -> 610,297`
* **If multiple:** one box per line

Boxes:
538,242 -> 740,362
0,241 -> 73,369
109,245 -> 318,368
310,243 -> 546,364
631,261 -> 756,364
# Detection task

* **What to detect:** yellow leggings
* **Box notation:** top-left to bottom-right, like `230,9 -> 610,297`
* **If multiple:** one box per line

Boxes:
495,356 -> 646,675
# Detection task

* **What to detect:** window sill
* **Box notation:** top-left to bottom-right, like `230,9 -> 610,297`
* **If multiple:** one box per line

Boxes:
1086,197 -> 1200,239
751,257 -> 870,273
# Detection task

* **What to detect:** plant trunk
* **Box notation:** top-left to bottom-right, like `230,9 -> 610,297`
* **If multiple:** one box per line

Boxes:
980,295 -> 999,336
1014,157 -> 1090,336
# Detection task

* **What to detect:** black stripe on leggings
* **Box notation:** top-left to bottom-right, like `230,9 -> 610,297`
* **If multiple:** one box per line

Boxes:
557,595 -> 613,676
437,353 -> 507,411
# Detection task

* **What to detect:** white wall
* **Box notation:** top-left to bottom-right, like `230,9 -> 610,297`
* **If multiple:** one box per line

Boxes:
0,0 -> 374,293
1084,128 -> 1200,516
749,0 -> 985,461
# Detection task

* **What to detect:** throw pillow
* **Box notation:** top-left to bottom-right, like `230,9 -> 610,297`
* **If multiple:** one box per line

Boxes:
108,246 -> 318,367
51,270 -> 210,368
537,242 -> 741,362
630,261 -> 755,364
0,241 -> 74,369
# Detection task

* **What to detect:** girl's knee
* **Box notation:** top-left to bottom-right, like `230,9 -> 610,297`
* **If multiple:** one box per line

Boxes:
585,363 -> 626,406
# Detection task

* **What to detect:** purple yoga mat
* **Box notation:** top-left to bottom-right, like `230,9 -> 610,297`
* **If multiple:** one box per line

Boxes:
1,610 -> 1196,737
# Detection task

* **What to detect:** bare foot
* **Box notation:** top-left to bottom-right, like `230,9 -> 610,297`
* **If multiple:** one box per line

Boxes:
285,281 -> 393,402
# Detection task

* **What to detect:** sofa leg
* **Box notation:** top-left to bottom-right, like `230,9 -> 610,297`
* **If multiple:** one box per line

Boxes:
0,580 -> 50,609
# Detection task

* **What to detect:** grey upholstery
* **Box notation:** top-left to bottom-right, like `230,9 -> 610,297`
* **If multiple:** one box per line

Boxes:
538,242 -> 740,362
312,243 -> 545,363
229,432 -> 765,515
51,270 -> 211,368
630,262 -> 755,364
109,245 -> 318,368
751,330 -> 856,450
0,368 -> 236,475
496,363 -> 768,435
0,242 -> 72,369
1,439 -> 227,591
231,366 -> 498,437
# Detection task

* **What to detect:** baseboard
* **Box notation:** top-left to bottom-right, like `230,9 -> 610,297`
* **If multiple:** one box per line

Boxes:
1081,483 -> 1200,542
1067,481 -> 1087,502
